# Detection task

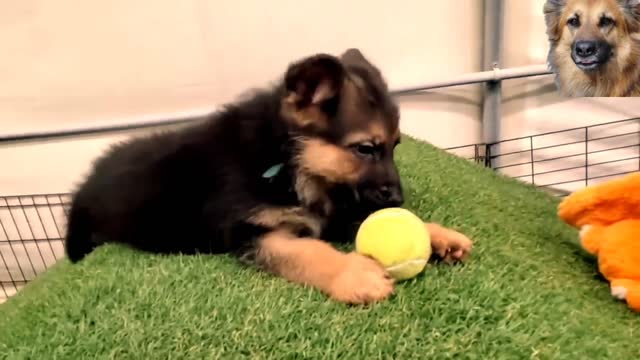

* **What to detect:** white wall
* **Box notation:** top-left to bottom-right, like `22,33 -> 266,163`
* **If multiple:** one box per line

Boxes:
1,0 -> 639,198
0,0 -> 484,196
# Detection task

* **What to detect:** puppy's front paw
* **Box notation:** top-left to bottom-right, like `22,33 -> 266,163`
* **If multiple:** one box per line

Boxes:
428,225 -> 473,263
327,253 -> 394,304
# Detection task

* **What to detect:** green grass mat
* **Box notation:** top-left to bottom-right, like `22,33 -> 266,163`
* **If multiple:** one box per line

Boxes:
1,136 -> 638,359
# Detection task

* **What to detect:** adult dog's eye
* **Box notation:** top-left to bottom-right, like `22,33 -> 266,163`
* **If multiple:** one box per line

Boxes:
568,17 -> 580,27
599,17 -> 614,27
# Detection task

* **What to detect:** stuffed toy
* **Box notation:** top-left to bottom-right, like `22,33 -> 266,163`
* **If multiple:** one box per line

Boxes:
558,172 -> 640,313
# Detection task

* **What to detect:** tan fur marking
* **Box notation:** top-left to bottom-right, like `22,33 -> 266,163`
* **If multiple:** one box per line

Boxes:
343,122 -> 397,146
281,94 -> 330,129
297,138 -> 363,184
343,132 -> 371,145
293,172 -> 332,215
368,121 -> 388,142
248,206 -> 324,238
256,230 -> 345,288
256,230 -> 394,304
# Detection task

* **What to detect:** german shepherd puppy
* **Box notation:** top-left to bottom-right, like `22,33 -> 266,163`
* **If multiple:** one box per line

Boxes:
544,0 -> 640,96
64,49 -> 473,304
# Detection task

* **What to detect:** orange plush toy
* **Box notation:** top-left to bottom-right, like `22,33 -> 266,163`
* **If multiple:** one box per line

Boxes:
558,172 -> 640,313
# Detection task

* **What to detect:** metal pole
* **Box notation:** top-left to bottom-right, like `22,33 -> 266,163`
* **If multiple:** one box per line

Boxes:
390,64 -> 550,95
0,109 -> 213,143
482,0 -> 503,148
1,63 -> 552,144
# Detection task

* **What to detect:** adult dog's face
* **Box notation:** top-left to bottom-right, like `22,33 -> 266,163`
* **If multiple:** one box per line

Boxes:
280,49 -> 403,216
544,0 -> 640,72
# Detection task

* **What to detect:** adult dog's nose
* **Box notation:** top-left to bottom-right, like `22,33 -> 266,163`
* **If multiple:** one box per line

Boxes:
574,40 -> 597,58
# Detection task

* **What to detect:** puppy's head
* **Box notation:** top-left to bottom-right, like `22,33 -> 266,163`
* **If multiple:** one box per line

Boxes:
544,0 -> 640,72
280,49 -> 402,215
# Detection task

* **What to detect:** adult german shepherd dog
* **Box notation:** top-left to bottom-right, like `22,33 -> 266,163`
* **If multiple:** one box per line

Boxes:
544,0 -> 640,96
64,49 -> 473,304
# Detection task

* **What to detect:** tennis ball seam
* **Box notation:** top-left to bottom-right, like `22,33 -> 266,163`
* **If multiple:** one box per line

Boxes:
385,259 -> 428,272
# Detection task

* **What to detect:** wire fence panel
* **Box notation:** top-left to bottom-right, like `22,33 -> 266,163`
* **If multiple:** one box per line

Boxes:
485,117 -> 640,196
0,194 -> 70,302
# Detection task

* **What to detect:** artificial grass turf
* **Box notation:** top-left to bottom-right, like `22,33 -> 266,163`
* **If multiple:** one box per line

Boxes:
1,136 -> 638,359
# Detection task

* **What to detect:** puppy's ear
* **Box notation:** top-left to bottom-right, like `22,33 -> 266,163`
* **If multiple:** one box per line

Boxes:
282,54 -> 345,130
340,48 -> 382,76
543,0 -> 565,41
284,54 -> 344,107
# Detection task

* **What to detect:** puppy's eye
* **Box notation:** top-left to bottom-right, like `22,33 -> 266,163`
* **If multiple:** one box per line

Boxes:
599,17 -> 615,27
568,17 -> 580,27
354,143 -> 376,156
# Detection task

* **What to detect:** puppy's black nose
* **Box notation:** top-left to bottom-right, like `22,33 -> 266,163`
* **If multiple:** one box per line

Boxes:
575,40 -> 597,57
378,185 -> 404,206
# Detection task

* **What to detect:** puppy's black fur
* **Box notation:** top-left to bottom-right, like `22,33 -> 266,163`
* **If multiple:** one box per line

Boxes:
65,49 -> 403,265
66,90 -> 290,261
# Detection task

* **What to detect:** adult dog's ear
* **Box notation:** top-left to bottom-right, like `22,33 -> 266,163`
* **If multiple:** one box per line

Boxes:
340,48 -> 382,77
543,0 -> 566,41
620,0 -> 640,25
282,54 -> 345,129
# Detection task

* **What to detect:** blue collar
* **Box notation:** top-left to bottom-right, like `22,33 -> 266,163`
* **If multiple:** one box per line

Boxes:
262,163 -> 284,179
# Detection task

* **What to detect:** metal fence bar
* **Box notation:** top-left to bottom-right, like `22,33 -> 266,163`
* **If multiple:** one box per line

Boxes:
0,110 -> 213,143
0,64 -> 552,143
481,117 -> 640,193
390,64 -> 551,95
585,127 -> 589,187
491,117 -> 640,144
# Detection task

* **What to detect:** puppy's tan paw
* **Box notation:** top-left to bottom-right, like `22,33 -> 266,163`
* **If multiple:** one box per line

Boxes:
428,225 -> 474,263
327,253 -> 394,304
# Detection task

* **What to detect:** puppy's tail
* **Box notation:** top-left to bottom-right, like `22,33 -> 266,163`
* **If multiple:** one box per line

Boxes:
64,202 -> 96,263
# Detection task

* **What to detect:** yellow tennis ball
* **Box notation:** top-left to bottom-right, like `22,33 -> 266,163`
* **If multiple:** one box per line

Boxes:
355,207 -> 431,281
